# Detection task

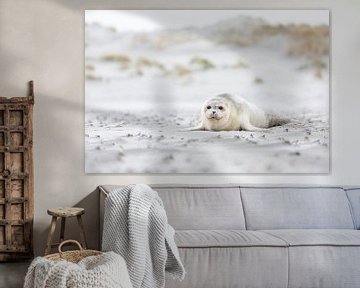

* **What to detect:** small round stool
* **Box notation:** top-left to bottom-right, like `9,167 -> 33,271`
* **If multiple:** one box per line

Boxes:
45,207 -> 88,255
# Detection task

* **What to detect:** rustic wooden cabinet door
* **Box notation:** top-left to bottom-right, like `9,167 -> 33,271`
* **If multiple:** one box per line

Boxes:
0,82 -> 34,261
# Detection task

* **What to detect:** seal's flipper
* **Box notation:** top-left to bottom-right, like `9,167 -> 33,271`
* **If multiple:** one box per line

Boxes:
182,123 -> 205,131
241,116 -> 265,132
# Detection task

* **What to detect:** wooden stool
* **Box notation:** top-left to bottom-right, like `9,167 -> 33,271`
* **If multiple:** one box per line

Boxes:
45,207 -> 87,255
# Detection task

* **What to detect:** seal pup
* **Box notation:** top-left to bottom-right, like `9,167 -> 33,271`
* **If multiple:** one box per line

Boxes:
189,93 -> 288,131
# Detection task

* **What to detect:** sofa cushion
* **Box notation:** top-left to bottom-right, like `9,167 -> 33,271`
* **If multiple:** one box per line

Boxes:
287,246 -> 360,288
241,187 -> 355,230
165,247 -> 288,288
154,186 -> 246,230
100,185 -> 246,230
262,229 -> 360,246
175,230 -> 287,248
261,230 -> 360,288
345,188 -> 360,229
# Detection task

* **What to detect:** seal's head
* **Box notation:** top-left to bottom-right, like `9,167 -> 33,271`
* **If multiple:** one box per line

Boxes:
201,96 -> 232,130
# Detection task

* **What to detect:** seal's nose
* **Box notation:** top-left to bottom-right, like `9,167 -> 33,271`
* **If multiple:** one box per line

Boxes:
211,110 -> 216,114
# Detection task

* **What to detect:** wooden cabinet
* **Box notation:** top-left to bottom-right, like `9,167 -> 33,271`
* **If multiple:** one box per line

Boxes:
0,81 -> 34,261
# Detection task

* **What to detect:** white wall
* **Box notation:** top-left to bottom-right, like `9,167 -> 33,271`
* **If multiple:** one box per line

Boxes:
0,0 -> 359,256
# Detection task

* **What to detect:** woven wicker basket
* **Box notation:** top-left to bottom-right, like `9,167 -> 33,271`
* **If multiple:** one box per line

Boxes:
45,240 -> 102,263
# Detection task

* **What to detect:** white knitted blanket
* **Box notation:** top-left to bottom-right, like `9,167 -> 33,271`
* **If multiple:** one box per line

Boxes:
102,184 -> 185,288
24,251 -> 132,288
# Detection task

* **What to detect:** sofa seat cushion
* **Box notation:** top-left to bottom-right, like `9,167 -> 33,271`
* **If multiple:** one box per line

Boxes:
260,230 -> 360,288
175,230 -> 288,248
166,246 -> 289,288
262,229 -> 360,246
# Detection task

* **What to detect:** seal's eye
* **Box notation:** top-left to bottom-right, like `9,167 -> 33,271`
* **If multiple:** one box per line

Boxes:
219,106 -> 223,110
206,106 -> 211,109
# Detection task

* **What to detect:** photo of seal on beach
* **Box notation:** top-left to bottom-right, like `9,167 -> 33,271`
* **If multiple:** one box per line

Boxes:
85,10 -> 330,173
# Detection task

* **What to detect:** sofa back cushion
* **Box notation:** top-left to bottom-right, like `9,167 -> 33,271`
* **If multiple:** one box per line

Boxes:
345,188 -> 360,229
154,186 -> 246,230
240,187 -> 355,230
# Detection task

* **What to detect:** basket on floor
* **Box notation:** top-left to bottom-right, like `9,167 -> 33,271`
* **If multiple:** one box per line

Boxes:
45,239 -> 102,263
25,239 -> 133,288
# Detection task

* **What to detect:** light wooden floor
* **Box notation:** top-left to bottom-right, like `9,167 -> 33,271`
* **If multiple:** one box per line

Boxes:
0,261 -> 30,288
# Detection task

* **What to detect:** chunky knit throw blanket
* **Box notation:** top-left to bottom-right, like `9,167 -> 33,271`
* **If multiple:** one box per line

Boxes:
24,251 -> 132,288
102,184 -> 185,288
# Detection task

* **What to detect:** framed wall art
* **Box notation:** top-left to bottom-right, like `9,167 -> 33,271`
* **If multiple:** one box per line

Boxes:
85,10 -> 329,173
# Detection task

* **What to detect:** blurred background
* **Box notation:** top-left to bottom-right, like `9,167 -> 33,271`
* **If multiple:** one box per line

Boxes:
85,10 -> 329,113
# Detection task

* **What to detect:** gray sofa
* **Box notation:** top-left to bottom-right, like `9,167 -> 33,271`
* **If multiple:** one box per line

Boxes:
99,185 -> 360,288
